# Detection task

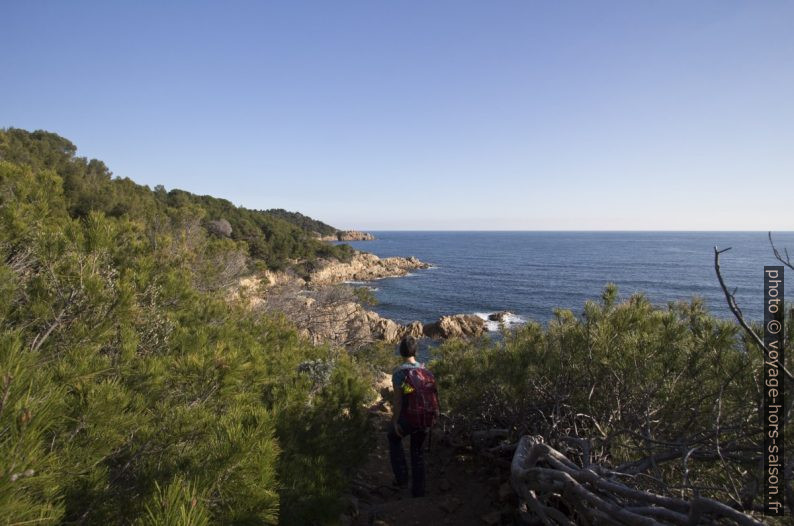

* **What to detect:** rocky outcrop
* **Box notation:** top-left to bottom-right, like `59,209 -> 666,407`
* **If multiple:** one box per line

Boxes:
286,303 -> 488,346
297,302 -> 415,347
230,270 -> 306,308
488,311 -> 513,322
403,321 -> 425,340
309,252 -> 429,285
294,297 -> 368,346
366,311 -> 403,342
366,313 -> 488,343
248,281 -> 407,347
229,254 -> 492,346
337,230 -> 375,241
423,314 -> 486,339
316,230 -> 375,241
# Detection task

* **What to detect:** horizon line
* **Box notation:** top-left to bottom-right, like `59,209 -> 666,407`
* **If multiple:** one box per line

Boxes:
352,229 -> 793,233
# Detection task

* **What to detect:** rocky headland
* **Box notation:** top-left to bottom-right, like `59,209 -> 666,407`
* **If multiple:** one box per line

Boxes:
316,230 -> 376,241
339,230 -> 375,241
232,251 -> 428,291
309,252 -> 429,285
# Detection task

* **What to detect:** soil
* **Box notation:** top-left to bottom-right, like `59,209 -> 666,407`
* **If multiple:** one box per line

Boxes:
342,412 -> 518,526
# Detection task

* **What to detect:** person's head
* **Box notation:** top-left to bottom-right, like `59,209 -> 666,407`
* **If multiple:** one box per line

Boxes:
399,336 -> 418,358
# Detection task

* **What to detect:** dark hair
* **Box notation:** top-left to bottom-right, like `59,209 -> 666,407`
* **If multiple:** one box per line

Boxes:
399,336 -> 418,357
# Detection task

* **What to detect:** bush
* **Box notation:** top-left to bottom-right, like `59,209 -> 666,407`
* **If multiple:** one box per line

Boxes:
0,134 -> 373,525
432,284 -> 793,510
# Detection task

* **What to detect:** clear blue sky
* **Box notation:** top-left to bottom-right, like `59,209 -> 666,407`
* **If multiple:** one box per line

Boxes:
2,1 -> 792,230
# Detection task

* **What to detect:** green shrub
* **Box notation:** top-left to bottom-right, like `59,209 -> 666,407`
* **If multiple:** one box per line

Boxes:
432,284 -> 792,508
0,132 -> 372,525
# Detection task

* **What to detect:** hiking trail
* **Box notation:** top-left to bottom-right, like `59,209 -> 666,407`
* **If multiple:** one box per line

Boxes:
341,407 -> 517,525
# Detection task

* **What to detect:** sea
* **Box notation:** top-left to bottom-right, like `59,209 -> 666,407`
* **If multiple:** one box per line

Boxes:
341,231 -> 794,329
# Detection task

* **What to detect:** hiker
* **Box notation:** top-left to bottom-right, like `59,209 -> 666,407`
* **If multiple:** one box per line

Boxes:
388,336 -> 439,498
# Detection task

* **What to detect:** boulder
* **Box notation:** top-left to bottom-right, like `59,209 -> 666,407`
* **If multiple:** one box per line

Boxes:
402,321 -> 425,340
488,311 -> 512,322
423,314 -> 486,339
369,316 -> 402,343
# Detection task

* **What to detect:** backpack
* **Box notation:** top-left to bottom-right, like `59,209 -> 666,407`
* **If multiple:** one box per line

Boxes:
401,367 -> 440,429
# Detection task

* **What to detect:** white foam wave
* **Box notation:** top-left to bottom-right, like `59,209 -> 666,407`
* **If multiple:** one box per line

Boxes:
474,311 -> 527,332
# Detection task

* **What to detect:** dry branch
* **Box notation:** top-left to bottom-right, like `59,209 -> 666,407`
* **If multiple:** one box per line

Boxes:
510,435 -> 765,526
768,232 -> 794,271
714,246 -> 793,381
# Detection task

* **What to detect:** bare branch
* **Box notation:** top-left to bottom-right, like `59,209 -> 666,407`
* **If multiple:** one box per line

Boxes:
768,231 -> 794,271
714,246 -> 793,381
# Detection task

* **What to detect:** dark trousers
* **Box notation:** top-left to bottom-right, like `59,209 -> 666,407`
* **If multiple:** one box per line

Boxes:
387,419 -> 426,497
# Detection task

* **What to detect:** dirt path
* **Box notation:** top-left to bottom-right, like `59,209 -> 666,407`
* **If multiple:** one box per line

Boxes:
341,413 -> 516,526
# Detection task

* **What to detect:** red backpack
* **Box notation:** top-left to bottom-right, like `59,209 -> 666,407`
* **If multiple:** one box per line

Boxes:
401,367 -> 440,429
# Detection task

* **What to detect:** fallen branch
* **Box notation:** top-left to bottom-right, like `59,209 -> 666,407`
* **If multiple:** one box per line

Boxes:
510,435 -> 765,526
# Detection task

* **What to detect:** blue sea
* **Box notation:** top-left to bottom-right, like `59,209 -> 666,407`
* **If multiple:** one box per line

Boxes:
342,232 -> 794,327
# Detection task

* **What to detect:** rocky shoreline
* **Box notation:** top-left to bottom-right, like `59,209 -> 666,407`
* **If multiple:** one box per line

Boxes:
232,250 -> 514,346
309,252 -> 429,285
234,251 -> 428,290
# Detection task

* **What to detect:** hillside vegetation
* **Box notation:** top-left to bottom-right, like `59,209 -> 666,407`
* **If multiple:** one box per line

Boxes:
0,129 -> 353,271
264,208 -> 339,238
0,129 -> 370,525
